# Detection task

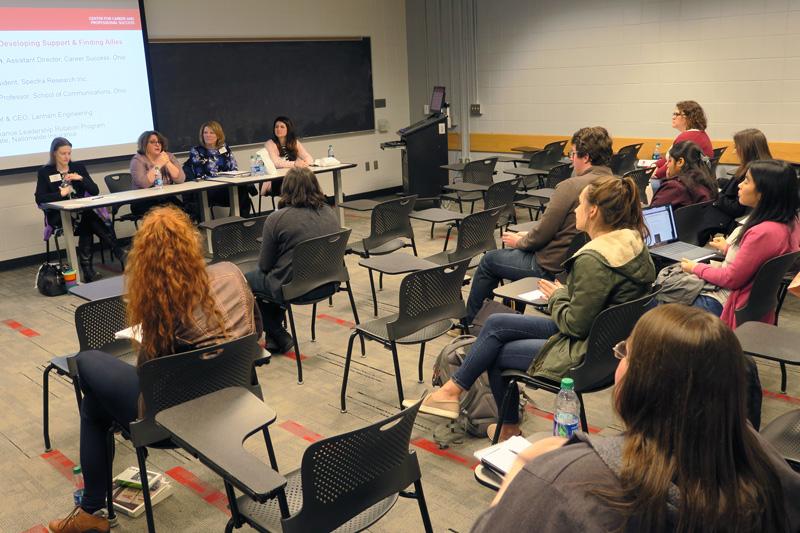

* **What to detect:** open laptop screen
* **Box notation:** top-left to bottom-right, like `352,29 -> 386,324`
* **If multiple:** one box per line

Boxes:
642,205 -> 677,246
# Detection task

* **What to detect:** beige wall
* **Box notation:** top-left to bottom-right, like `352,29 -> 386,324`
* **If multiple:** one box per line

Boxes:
0,0 -> 409,261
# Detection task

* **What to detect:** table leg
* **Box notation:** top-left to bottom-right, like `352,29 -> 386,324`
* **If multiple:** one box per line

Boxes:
333,169 -> 344,226
229,186 -> 240,218
60,210 -> 81,283
200,191 -> 214,254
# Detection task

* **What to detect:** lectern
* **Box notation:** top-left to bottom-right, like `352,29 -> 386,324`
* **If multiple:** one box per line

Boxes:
382,114 -> 449,198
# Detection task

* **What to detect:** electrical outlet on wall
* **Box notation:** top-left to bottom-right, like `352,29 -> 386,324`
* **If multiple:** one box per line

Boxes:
365,161 -> 370,171
423,104 -> 430,115
373,160 -> 379,170
470,103 -> 482,116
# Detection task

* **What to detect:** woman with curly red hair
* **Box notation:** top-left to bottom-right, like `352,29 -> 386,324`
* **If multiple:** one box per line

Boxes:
49,206 -> 259,533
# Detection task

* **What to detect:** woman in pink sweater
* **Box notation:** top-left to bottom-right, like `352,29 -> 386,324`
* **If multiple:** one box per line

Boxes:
654,100 -> 713,179
260,116 -> 314,195
681,160 -> 800,328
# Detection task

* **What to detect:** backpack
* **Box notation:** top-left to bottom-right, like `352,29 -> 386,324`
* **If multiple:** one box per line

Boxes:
432,335 -> 498,437
36,262 -> 67,296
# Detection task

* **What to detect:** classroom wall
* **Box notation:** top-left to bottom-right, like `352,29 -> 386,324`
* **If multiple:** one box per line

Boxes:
408,0 -> 800,155
0,0 -> 409,262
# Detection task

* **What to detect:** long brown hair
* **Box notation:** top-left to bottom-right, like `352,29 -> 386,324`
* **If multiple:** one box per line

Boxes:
585,176 -> 649,240
125,206 -> 227,365
271,115 -> 298,158
600,304 -> 787,532
733,128 -> 772,179
278,167 -> 327,209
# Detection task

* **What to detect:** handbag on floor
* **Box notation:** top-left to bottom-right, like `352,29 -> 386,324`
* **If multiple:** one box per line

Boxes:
36,262 -> 67,296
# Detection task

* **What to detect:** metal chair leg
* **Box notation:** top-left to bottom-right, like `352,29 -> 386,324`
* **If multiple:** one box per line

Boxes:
344,281 -> 366,356
577,392 -> 588,432
368,269 -> 378,316
285,306 -> 303,384
493,379 -> 518,445
42,364 -> 54,451
311,302 -> 317,342
136,447 -> 156,533
389,342 -> 405,408
223,481 -> 243,531
780,362 -> 788,394
411,237 -> 418,256
417,342 -> 426,384
340,331 -> 359,412
379,272 -> 384,291
414,479 -> 434,533
262,427 -> 279,471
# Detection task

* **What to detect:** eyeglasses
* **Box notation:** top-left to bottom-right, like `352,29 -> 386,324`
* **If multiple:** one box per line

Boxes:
568,149 -> 578,158
672,112 -> 683,117
148,139 -> 162,145
613,340 -> 628,360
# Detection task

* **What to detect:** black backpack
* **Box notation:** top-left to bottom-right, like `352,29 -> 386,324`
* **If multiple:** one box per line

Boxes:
36,262 -> 67,296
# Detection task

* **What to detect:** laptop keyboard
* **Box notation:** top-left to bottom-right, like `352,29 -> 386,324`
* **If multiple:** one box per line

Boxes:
659,241 -> 700,255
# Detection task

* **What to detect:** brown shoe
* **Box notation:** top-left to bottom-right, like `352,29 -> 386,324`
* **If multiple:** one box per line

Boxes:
49,506 -> 110,533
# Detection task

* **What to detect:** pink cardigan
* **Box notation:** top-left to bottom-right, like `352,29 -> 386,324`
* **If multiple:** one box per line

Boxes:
264,139 -> 313,169
692,220 -> 800,329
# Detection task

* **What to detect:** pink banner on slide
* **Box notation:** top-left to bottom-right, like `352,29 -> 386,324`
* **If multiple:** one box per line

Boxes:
0,7 -> 141,31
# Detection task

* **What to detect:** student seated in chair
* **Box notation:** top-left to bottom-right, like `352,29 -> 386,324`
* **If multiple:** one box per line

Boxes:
246,167 -> 338,354
471,305 -> 800,533
714,128 -> 772,220
48,206 -> 258,533
680,159 -> 800,328
649,141 -> 717,210
408,177 -> 655,442
462,126 -> 615,325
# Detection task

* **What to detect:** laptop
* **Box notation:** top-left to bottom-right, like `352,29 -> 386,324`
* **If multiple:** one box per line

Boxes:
642,205 -> 720,262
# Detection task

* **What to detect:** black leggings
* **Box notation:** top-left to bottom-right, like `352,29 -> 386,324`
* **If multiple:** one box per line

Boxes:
75,350 -> 140,513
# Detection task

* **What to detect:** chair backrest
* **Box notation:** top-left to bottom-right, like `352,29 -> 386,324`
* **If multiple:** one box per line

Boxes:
462,157 -> 497,186
74,295 -> 128,351
623,167 -> 655,205
282,228 -> 351,301
735,251 -> 800,326
283,399 -> 424,533
363,195 -> 417,252
543,163 -> 573,189
484,178 -> 520,226
712,146 -> 727,159
104,173 -> 133,193
211,215 -> 269,265
386,259 -> 470,340
527,149 -> 549,169
182,159 -> 197,181
133,334 -> 262,447
673,200 -> 716,245
447,207 -> 502,263
610,143 -> 642,176
543,140 -> 568,164
708,156 -> 721,178
569,289 -> 658,392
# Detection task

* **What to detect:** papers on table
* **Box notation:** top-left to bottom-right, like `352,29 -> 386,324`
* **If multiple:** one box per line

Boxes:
474,436 -> 532,476
216,170 -> 251,177
115,325 -> 142,343
518,289 -> 545,303
314,156 -> 342,167
638,159 -> 657,167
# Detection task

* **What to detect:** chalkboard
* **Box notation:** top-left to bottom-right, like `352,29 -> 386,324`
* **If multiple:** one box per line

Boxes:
147,38 -> 375,153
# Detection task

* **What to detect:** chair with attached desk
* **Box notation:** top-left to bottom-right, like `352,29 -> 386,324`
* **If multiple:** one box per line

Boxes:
341,260 -> 470,412
709,147 -> 727,178
503,150 -> 551,191
42,295 -> 132,452
610,143 -> 643,176
113,334 -> 272,533
673,200 -> 717,246
165,397 -> 433,533
440,157 -> 497,214
491,289 -> 658,444
733,251 -> 800,394
209,215 -> 269,273
513,163 -> 573,221
255,228 -> 362,384
623,167 -> 655,206
104,173 -> 143,230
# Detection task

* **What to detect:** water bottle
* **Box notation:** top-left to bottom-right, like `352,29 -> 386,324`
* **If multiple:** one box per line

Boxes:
73,465 -> 84,506
249,155 -> 257,175
327,144 -> 334,158
553,377 -> 581,438
255,154 -> 265,175
153,166 -> 163,188
652,143 -> 662,161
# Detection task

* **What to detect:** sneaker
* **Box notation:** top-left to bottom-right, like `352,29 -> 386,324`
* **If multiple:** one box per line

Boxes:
486,423 -> 523,443
403,394 -> 459,419
48,506 -> 110,533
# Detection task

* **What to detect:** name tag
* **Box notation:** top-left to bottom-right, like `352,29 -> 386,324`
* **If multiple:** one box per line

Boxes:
49,174 -> 62,183
219,146 -> 228,155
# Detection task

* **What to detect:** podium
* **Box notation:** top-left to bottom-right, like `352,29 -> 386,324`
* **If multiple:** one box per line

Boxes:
383,114 -> 449,199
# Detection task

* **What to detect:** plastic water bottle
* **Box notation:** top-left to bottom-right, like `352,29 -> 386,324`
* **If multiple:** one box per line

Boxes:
249,155 -> 258,175
327,144 -> 334,158
153,166 -> 163,188
553,377 -> 581,438
254,154 -> 265,175
652,143 -> 662,161
73,465 -> 84,506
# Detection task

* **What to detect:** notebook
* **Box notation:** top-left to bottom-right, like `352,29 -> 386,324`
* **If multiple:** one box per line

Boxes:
473,436 -> 532,476
642,205 -> 719,262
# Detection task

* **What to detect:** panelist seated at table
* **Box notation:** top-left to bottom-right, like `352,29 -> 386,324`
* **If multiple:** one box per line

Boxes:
471,305 -> 800,533
129,130 -> 186,217
246,167 -> 339,354
260,115 -> 314,196
34,137 -> 125,282
47,206 -> 261,533
188,120 -> 255,217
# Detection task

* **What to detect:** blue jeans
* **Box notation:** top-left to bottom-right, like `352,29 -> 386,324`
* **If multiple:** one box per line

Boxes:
692,294 -> 723,316
452,313 -> 559,423
465,248 -> 552,324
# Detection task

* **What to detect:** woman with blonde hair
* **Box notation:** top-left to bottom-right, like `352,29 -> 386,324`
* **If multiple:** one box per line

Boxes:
472,305 -> 800,532
48,206 -> 259,533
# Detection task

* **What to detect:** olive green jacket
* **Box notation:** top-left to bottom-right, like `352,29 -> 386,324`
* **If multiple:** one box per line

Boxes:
528,228 -> 655,381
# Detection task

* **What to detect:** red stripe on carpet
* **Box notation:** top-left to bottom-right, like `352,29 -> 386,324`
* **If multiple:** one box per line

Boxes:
20,525 -> 49,533
411,437 -> 479,469
40,450 -> 76,481
4,319 -> 39,337
165,466 -> 230,516
278,420 -> 323,443
316,314 -> 355,328
4,319 -> 22,329
524,405 -> 601,434
19,327 -> 40,337
763,389 -> 800,405
284,351 -> 308,361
